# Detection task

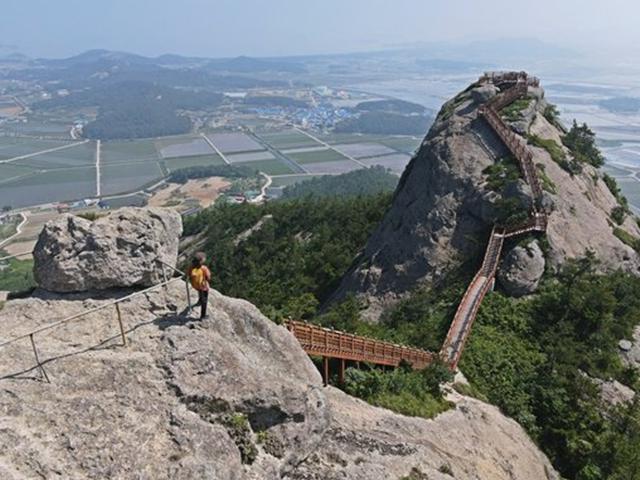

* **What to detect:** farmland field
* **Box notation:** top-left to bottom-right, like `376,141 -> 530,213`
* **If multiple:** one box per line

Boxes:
0,166 -> 95,208
235,159 -> 296,175
157,137 -> 213,159
259,130 -> 320,149
205,133 -> 263,153
332,142 -> 396,158
226,151 -> 275,163
0,137 -> 77,160
303,160 -> 363,174
286,149 -> 350,165
0,164 -> 35,183
12,142 -> 96,169
100,162 -> 163,196
102,140 -> 159,164
164,154 -> 225,171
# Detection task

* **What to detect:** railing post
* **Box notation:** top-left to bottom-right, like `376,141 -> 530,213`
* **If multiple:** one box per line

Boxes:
115,303 -> 127,347
29,334 -> 50,383
185,280 -> 192,314
322,357 -> 329,387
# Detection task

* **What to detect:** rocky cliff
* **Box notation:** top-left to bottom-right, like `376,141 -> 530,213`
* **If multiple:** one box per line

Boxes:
331,76 -> 640,320
0,283 -> 558,479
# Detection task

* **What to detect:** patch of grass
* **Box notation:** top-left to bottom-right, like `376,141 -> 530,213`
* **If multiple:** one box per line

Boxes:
221,413 -> 257,464
528,134 -> 577,173
536,163 -> 557,194
501,97 -> 533,122
613,227 -> 640,253
0,257 -> 35,293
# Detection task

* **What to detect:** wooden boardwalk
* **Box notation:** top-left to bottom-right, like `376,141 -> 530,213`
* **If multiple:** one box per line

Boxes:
289,72 -> 549,378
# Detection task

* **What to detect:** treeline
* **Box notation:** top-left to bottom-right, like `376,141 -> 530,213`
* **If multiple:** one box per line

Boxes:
282,166 -> 398,199
168,164 -> 256,184
334,111 -> 432,135
355,99 -> 426,114
183,193 -> 392,320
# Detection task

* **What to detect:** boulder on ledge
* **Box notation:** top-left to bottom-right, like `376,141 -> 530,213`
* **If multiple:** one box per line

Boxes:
33,207 -> 182,292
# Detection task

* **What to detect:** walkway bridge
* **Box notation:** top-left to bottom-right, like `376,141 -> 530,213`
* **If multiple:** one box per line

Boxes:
289,72 -> 550,376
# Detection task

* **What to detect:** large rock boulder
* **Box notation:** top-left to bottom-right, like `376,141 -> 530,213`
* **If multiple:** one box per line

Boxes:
33,207 -> 182,292
330,76 -> 640,320
0,284 -> 559,479
497,240 -> 546,297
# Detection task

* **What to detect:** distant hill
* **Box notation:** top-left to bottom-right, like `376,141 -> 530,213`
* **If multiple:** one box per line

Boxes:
36,81 -> 224,140
355,99 -> 426,115
334,111 -> 432,135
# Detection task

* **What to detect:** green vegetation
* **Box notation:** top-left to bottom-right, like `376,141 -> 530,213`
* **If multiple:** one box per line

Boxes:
220,413 -> 257,464
501,97 -> 532,122
543,104 -> 561,126
186,184 -> 640,479
536,163 -> 558,194
611,206 -> 627,225
563,121 -> 605,168
37,81 -> 224,140
334,112 -> 432,136
355,99 -> 426,115
282,166 -> 397,199
287,149 -> 347,165
483,156 -> 520,191
528,134 -> 577,173
183,193 -> 392,321
613,227 -> 640,253
438,92 -> 470,120
168,164 -> 255,184
603,173 -> 630,212
343,362 -> 453,419
0,257 -> 35,293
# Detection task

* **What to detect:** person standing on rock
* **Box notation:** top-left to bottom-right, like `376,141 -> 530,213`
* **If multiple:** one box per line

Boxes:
187,251 -> 211,319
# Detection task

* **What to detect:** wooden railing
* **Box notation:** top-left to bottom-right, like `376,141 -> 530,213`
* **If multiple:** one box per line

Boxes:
285,320 -> 435,369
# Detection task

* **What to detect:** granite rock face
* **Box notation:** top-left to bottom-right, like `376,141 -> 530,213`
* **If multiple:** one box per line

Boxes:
330,79 -> 640,320
33,207 -> 182,292
0,284 -> 559,479
497,240 -> 546,297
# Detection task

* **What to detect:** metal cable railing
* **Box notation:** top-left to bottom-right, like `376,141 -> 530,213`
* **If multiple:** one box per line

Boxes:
0,255 -> 191,383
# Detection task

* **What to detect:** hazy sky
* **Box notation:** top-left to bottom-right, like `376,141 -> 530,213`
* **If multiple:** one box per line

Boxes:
1,0 -> 638,59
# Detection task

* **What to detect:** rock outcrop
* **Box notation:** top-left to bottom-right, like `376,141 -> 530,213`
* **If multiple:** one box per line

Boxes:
0,283 -> 558,479
331,77 -> 640,320
33,207 -> 182,292
497,240 -> 546,296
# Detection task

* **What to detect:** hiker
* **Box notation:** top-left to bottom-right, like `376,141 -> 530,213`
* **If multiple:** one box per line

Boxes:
187,251 -> 211,319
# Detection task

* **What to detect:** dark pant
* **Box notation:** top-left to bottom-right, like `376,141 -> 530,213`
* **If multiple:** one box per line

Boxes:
197,289 -> 209,318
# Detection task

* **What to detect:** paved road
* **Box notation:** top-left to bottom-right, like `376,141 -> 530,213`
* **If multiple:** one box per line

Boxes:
246,130 -> 307,174
95,140 -> 101,197
0,213 -> 27,249
0,140 -> 89,165
200,133 -> 231,165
